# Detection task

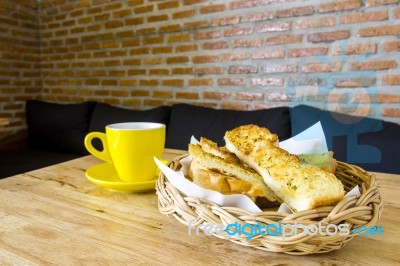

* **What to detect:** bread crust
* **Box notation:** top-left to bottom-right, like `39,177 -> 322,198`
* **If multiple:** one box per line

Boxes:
224,124 -> 345,211
188,143 -> 280,203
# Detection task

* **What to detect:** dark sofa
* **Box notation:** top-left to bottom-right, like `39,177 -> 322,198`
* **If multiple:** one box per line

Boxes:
1,100 -> 399,179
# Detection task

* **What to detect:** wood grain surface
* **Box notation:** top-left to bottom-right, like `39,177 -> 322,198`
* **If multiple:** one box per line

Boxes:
0,149 -> 398,266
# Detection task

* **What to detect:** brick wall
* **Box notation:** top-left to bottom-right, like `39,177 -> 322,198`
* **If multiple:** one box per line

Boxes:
1,0 -> 400,140
0,0 -> 40,139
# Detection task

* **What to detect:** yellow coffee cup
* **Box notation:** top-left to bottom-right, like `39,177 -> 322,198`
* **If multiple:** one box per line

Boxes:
84,122 -> 166,182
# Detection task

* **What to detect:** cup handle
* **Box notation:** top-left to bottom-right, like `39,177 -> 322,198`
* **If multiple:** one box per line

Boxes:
84,132 -> 113,164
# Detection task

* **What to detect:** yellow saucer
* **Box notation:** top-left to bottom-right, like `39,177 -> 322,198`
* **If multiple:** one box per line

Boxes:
85,163 -> 158,192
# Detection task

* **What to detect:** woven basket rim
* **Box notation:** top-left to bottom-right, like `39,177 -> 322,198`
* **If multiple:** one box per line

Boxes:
156,153 -> 383,255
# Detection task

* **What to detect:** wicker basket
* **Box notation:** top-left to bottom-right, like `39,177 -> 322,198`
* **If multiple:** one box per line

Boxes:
156,154 -> 383,255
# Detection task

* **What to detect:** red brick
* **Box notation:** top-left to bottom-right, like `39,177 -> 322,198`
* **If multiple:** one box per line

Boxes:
266,34 -> 303,45
130,47 -> 150,55
263,1 -> 298,7
183,0 -> 207,5
220,102 -> 248,111
382,108 -> 400,118
140,80 -> 159,86
267,92 -> 289,102
228,65 -> 258,74
219,52 -> 247,61
395,7 -> 400,19
241,11 -> 273,22
111,90 -> 129,97
134,5 -> 153,14
125,17 -> 144,25
74,1 -> 90,8
110,51 -> 127,57
167,56 -> 189,64
104,60 -> 120,67
232,38 -> 263,48
340,11 -> 388,24
145,99 -> 165,107
202,41 -> 228,50
188,78 -> 213,86
153,90 -> 173,98
113,9 -> 132,18
256,21 -> 291,32
383,74 -> 400,85
183,20 -> 209,30
176,92 -> 199,99
217,78 -> 245,86
251,78 -> 284,86
173,9 -> 196,19
200,4 -> 225,14
211,16 -> 240,27
192,55 -> 218,64
196,67 -> 224,74
308,30 -> 349,43
302,62 -> 342,73
335,78 -> 376,87
172,68 -> 195,75
295,17 -> 336,29
319,0 -> 361,13
131,90 -> 149,97
167,34 -> 191,43
143,36 -> 163,45
352,93 -> 400,103
235,92 -> 263,101
230,0 -> 259,10
120,80 -> 137,86
194,31 -> 221,40
137,27 -> 156,35
122,39 -> 142,47
365,0 -> 399,6
116,31 -> 135,38
151,46 -> 173,54
104,20 -> 123,29
203,91 -> 230,100
94,90 -> 110,96
331,43 -> 377,55
263,64 -> 297,73
252,49 -> 285,59
383,41 -> 400,52
143,58 -> 163,65
162,79 -> 184,86
147,15 -> 168,23
128,69 -> 146,75
276,6 -> 314,18
349,60 -> 397,70
224,27 -> 253,37
358,25 -> 400,37
158,1 -> 179,10
159,24 -> 181,33
176,44 -> 198,53
288,47 -> 328,57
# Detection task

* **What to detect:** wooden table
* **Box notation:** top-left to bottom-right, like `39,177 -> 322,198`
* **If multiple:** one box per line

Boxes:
0,149 -> 399,265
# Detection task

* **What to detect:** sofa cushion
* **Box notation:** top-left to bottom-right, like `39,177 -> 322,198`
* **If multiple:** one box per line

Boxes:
88,103 -> 171,133
26,100 -> 96,155
290,104 -> 400,174
166,104 -> 292,150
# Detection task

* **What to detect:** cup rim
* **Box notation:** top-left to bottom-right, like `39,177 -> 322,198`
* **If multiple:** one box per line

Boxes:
106,122 -> 166,130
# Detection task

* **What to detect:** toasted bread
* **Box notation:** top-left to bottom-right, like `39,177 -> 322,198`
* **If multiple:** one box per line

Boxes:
199,137 -> 241,164
188,143 -> 280,203
189,158 -> 264,200
224,124 -> 345,211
